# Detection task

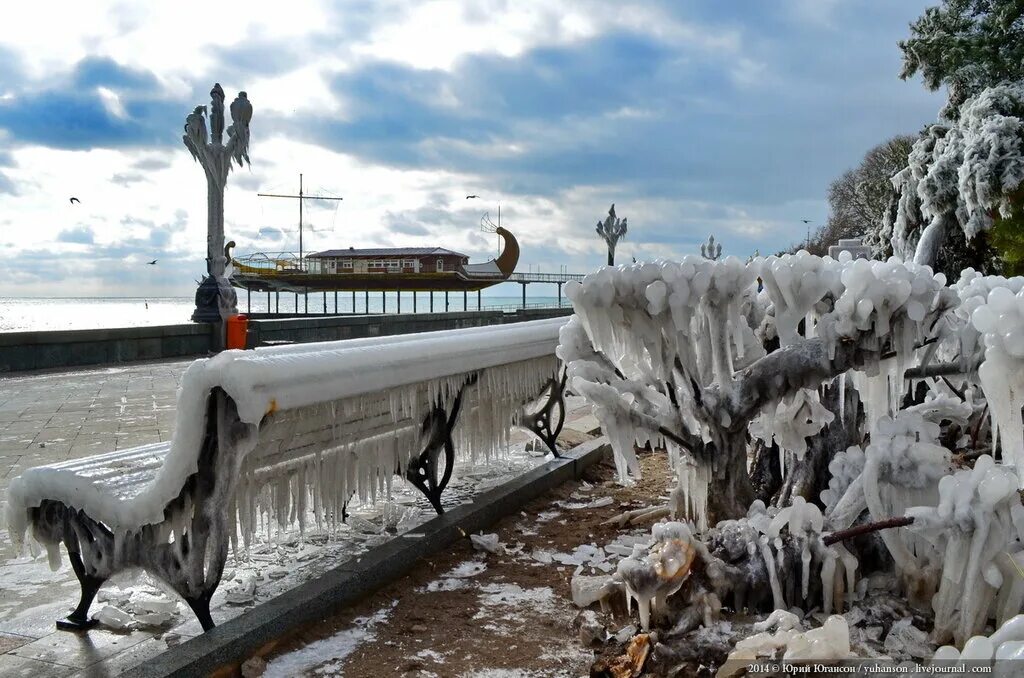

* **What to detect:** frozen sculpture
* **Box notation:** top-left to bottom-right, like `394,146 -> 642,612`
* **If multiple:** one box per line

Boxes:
184,83 -> 252,323
558,83 -> 1024,669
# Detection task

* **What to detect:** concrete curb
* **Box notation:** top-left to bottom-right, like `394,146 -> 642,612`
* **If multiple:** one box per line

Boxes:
122,437 -> 610,678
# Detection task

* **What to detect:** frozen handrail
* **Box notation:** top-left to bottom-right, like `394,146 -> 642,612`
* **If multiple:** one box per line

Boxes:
5,316 -> 571,633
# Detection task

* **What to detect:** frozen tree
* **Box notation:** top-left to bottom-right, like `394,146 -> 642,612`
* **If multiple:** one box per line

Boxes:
556,252 -> 1021,522
899,0 -> 1024,119
595,204 -> 628,266
558,251 -> 1024,654
889,83 -> 1024,269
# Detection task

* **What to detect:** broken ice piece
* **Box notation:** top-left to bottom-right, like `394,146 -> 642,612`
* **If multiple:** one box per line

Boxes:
130,596 -> 178,615
135,611 -> 174,627
571,574 -> 618,608
225,576 -> 256,605
347,515 -> 380,534
470,532 -> 505,554
95,605 -> 133,630
97,588 -> 132,606
531,549 -> 554,564
614,624 -> 638,643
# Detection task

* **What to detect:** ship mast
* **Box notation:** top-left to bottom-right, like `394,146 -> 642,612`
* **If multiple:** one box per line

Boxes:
258,174 -> 343,269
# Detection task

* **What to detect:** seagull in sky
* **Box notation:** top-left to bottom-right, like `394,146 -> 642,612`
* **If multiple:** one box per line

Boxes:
69,197 -> 80,204
800,219 -> 812,224
147,260 -> 157,265
466,195 -> 479,199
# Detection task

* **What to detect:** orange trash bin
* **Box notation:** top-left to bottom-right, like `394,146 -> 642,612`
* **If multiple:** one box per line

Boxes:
226,314 -> 249,350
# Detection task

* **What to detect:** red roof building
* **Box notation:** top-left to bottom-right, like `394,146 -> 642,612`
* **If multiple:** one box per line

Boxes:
306,247 -> 470,274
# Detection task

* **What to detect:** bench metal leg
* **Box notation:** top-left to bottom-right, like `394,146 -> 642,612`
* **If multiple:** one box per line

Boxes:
406,377 -> 474,514
56,550 -> 104,631
521,370 -> 568,458
185,594 -> 215,632
406,407 -> 456,514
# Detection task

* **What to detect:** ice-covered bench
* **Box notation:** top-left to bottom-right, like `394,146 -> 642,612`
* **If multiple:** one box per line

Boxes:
5,318 -> 569,632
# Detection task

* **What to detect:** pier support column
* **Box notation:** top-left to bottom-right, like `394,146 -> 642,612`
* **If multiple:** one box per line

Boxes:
445,291 -> 449,312
275,291 -> 279,314
463,290 -> 467,311
413,291 -> 417,313
267,291 -> 270,314
521,282 -> 527,309
557,282 -> 562,307
334,290 -> 338,314
365,290 -> 369,314
323,291 -> 327,315
430,292 -> 434,313
352,291 -> 356,314
304,290 -> 308,314
247,288 -> 251,314
478,290 -> 481,310
398,291 -> 402,314
382,290 -> 386,314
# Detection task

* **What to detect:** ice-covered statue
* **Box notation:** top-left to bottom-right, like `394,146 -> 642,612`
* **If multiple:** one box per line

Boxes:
183,83 -> 252,324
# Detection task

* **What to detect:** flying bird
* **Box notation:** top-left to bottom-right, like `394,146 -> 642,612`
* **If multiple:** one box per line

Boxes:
146,260 -> 157,265
69,197 -> 80,204
800,219 -> 812,224
466,195 -> 479,199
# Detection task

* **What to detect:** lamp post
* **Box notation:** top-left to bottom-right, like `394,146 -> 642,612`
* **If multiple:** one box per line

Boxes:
184,83 -> 252,327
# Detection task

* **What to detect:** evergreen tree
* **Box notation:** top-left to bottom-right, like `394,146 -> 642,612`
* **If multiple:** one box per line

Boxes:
900,0 -> 1024,118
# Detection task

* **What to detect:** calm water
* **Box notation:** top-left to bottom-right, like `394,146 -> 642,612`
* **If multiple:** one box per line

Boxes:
0,295 -> 569,332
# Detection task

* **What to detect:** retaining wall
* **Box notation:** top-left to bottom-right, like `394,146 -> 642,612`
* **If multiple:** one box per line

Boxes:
0,308 -> 573,373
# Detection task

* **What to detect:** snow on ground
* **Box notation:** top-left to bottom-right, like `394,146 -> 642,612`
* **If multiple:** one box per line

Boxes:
262,601 -> 398,678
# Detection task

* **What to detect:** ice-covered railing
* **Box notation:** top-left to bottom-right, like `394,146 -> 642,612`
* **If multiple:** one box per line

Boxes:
7,317 -> 566,548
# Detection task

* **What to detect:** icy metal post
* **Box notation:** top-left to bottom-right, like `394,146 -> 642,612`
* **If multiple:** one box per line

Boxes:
183,83 -> 252,325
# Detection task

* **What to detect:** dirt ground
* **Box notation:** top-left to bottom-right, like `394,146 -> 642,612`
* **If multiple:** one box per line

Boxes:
255,448 -> 674,678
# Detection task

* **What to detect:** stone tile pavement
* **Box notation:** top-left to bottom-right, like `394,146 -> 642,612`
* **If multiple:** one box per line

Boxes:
0,357 -> 601,677
0,359 -> 189,512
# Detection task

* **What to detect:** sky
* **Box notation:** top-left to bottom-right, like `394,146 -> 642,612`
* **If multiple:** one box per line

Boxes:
0,0 -> 945,297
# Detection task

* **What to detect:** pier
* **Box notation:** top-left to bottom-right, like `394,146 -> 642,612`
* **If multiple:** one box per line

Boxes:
236,269 -> 585,316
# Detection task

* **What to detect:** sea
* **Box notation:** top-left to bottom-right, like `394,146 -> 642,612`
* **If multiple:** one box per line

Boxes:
0,295 -> 569,333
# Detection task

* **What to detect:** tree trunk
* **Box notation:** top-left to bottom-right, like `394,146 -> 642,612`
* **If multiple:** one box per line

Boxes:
607,246 -> 615,267
706,431 -> 756,523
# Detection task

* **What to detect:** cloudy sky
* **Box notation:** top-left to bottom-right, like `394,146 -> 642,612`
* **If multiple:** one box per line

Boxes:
0,0 -> 944,297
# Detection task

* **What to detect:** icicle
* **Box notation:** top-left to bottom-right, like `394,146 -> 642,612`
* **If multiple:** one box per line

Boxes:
759,536 -> 786,611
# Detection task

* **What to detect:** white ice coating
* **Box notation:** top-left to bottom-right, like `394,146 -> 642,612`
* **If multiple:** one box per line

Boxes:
748,388 -> 835,461
615,521 -> 697,631
670,446 -> 711,531
902,83 -> 1024,248
756,251 -> 842,346
906,456 -> 1024,646
969,285 -> 1024,484
931,614 -> 1024,676
560,256 -> 760,483
6,318 -> 566,550
718,615 -> 853,677
721,500 -> 856,617
561,252 -> 948,500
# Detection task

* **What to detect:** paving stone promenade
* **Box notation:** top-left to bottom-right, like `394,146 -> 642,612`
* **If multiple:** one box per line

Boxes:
0,358 -> 595,676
